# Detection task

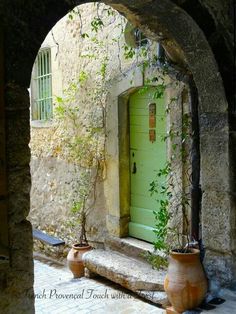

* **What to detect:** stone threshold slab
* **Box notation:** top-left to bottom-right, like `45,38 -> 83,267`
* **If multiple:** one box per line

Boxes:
105,236 -> 162,262
83,249 -> 168,307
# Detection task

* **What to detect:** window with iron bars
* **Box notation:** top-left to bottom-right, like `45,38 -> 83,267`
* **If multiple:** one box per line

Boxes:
31,48 -> 53,120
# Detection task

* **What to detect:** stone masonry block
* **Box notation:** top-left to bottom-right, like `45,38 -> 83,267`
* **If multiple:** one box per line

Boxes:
106,214 -> 130,237
200,133 -> 230,192
1,220 -> 34,313
8,168 -> 31,224
204,250 -> 235,287
9,220 -> 33,272
6,112 -> 30,169
5,83 -> 30,111
202,191 -> 232,253
199,113 -> 228,134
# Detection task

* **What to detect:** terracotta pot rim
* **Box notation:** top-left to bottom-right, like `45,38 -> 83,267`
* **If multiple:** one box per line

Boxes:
72,243 -> 92,250
170,248 -> 200,255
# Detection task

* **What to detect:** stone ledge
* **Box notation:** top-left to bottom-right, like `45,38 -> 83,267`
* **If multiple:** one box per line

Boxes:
105,236 -> 156,262
83,249 -> 168,307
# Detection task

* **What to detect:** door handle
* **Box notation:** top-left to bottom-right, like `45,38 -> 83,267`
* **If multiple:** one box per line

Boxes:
132,162 -> 137,174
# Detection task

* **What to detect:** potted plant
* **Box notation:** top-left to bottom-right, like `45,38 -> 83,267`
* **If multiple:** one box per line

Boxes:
149,114 -> 208,313
66,164 -> 98,279
54,82 -> 104,279
67,194 -> 92,278
164,248 -> 207,313
150,179 -> 207,313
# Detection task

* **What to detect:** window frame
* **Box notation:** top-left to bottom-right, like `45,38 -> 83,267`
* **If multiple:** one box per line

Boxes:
31,47 -> 53,121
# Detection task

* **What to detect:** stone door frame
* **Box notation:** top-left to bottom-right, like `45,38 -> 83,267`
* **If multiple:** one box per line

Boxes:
105,69 -> 144,238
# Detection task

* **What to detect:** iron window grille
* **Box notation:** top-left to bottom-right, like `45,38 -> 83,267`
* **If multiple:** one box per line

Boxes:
31,48 -> 53,121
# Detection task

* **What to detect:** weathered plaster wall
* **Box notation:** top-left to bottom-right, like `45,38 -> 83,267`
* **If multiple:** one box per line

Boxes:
29,3 -> 185,256
29,3 -> 158,248
29,4 -> 113,247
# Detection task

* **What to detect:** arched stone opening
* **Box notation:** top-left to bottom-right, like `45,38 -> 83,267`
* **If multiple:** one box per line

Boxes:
1,0 -> 235,312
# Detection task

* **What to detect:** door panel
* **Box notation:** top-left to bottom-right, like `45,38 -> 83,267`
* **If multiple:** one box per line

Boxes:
128,88 -> 166,243
130,117 -> 166,133
130,206 -> 156,228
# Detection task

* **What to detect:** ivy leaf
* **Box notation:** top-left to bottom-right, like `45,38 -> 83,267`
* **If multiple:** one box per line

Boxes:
81,33 -> 89,39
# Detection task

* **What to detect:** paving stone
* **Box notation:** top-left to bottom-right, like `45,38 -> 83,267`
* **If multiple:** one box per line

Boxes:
34,256 -> 236,314
34,258 -> 165,313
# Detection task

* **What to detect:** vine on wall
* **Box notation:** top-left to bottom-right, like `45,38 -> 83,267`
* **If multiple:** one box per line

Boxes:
31,3 -> 193,252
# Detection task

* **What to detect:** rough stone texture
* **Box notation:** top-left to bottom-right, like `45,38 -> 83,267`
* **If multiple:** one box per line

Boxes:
106,215 -> 130,238
30,158 -> 81,226
83,249 -> 167,306
105,236 -> 155,262
199,113 -> 229,134
204,250 -> 235,287
0,221 -> 34,314
200,133 -> 230,192
29,3 -> 180,248
0,82 -> 34,313
8,168 -> 31,224
202,191 -> 232,253
30,157 -> 107,246
83,249 -> 166,291
29,3 -> 155,246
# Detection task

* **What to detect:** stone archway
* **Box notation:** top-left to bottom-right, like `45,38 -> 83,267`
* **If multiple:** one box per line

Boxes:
1,1 -> 235,312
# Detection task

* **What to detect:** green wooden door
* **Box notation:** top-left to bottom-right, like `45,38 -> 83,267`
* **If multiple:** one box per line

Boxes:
129,87 -> 166,243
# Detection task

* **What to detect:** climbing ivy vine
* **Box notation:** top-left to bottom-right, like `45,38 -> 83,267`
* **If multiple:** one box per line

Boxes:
52,2 -> 192,249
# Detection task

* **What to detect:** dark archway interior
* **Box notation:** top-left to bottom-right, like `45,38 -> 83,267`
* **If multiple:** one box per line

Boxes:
0,0 -> 235,312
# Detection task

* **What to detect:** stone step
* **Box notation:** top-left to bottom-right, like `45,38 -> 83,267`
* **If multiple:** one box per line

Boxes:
105,236 -> 157,263
83,249 -> 168,307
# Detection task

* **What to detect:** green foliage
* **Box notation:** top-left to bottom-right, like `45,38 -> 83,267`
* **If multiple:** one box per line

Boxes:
81,33 -> 89,39
142,251 -> 168,270
99,57 -> 108,80
150,109 -> 192,253
71,201 -> 82,215
153,84 -> 166,99
57,4 -> 193,249
91,17 -> 104,32
103,7 -> 115,17
150,161 -> 172,253
123,44 -> 136,59
153,201 -> 171,252
68,7 -> 80,21
79,71 -> 88,85
54,77 -> 105,246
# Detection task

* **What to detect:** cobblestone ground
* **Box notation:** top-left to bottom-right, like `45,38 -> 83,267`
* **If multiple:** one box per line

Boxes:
34,259 -> 165,314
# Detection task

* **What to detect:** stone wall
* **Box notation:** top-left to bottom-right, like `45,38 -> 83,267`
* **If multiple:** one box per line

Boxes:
29,3 -> 159,248
0,84 -> 34,313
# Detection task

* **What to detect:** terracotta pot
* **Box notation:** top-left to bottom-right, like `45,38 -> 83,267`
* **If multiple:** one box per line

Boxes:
67,244 -> 92,278
164,248 -> 207,313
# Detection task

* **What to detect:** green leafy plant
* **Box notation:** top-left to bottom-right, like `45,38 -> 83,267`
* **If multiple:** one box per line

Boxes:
54,74 -> 105,246
60,4 -> 192,253
150,107 -> 192,258
141,251 -> 168,270
91,17 -> 104,33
